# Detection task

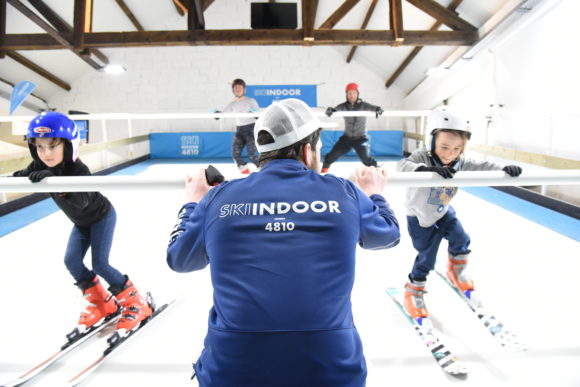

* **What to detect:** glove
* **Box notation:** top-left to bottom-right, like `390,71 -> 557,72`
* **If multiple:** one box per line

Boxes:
375,107 -> 384,118
325,107 -> 336,117
205,165 -> 225,186
212,109 -> 221,121
503,165 -> 522,177
415,165 -> 456,179
28,170 -> 54,183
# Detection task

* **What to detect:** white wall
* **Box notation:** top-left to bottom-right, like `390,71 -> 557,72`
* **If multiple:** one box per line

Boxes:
47,45 -> 407,138
404,0 -> 580,162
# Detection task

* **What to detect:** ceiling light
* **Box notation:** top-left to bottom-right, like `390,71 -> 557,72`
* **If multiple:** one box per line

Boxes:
102,64 -> 126,74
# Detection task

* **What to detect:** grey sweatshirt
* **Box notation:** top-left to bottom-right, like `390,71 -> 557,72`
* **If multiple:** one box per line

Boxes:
397,148 -> 503,227
332,99 -> 381,139
224,96 -> 259,126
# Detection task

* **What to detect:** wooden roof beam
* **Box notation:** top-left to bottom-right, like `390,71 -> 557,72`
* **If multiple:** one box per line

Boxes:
73,0 -> 93,53
346,0 -> 377,63
319,0 -> 360,29
115,0 -> 144,31
172,0 -> 186,16
173,0 -> 210,28
386,0 -> 463,88
6,51 -> 71,91
173,0 -> 214,15
389,0 -> 404,44
8,0 -> 102,69
0,0 -> 6,59
405,0 -> 475,31
27,0 -> 108,65
302,0 -> 318,41
188,0 -> 205,30
0,30 -> 477,49
28,0 -> 70,32
202,0 -> 215,11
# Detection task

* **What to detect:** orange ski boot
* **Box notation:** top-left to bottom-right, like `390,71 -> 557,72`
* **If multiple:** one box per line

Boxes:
447,253 -> 481,306
403,279 -> 432,331
67,276 -> 119,342
110,277 -> 153,338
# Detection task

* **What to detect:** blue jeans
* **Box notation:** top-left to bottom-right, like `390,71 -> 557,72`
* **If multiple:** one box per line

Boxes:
64,206 -> 126,288
407,206 -> 470,281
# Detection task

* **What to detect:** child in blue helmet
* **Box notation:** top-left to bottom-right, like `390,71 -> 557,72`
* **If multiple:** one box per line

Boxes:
397,106 -> 522,331
12,112 -> 151,341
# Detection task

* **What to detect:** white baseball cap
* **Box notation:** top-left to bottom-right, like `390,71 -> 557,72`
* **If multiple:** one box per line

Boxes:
254,98 -> 337,153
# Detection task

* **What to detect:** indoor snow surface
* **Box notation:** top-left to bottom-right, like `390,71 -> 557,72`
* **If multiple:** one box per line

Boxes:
1,160 -> 579,387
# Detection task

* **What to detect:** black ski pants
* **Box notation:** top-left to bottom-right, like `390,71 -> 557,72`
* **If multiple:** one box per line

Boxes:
323,135 -> 377,169
232,123 -> 259,167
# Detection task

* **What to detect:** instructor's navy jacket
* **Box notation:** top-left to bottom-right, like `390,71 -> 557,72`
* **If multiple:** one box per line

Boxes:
167,159 -> 400,386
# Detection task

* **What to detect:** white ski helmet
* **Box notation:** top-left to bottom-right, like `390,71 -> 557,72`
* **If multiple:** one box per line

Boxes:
425,106 -> 471,153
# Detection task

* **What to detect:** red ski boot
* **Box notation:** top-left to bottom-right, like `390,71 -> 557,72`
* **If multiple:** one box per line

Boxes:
110,277 -> 153,337
68,276 -> 119,342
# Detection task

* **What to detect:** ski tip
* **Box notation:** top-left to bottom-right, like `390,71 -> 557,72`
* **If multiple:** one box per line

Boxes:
385,287 -> 400,295
446,364 -> 471,376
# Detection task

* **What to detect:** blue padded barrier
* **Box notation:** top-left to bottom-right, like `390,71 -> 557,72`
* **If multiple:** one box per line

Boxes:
149,131 -> 403,159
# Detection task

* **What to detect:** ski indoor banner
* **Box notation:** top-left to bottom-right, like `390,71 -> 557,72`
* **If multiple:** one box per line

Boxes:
246,85 -> 317,107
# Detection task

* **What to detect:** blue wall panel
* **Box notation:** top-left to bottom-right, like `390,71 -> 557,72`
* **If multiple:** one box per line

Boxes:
149,131 -> 403,159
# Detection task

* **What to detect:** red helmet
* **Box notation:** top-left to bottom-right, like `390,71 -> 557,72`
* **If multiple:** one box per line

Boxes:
345,83 -> 359,93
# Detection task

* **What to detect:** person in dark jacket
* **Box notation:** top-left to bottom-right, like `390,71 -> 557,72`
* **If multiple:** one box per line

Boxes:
322,82 -> 384,173
13,111 -> 152,341
167,98 -> 400,386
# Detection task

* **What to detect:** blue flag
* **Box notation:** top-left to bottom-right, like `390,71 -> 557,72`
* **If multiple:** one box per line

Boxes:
9,81 -> 37,115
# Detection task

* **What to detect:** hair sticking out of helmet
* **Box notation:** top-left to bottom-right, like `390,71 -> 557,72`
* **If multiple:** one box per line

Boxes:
232,78 -> 246,88
27,111 -> 80,163
345,83 -> 359,93
425,106 -> 471,153
254,98 -> 337,153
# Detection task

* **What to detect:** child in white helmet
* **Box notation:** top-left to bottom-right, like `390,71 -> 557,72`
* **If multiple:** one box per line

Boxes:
397,106 -> 522,330
322,82 -> 384,173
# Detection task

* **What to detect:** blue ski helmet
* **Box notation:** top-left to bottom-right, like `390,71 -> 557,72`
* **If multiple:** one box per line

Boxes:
27,111 -> 80,162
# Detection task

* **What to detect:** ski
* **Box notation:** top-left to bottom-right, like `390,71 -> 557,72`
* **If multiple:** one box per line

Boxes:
63,296 -> 178,387
434,269 -> 526,351
386,288 -> 470,376
0,313 -> 120,387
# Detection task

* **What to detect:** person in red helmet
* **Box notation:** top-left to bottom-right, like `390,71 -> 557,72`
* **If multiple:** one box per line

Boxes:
322,83 -> 384,173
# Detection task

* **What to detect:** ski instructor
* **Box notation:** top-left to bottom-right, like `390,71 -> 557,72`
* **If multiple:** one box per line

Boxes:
166,98 -> 401,386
